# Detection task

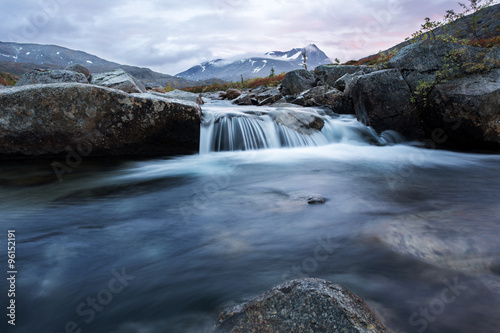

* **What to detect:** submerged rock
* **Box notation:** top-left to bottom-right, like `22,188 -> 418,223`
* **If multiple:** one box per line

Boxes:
91,68 -> 147,94
15,69 -> 89,86
215,278 -> 387,333
0,83 -> 201,158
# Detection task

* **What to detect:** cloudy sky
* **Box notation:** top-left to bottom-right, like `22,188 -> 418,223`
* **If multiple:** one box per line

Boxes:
0,0 -> 469,75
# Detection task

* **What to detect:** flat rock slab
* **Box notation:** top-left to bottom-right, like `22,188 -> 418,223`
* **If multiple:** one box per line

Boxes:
215,278 -> 387,333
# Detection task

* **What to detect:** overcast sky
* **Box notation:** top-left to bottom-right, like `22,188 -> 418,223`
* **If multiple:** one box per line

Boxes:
0,0 -> 469,75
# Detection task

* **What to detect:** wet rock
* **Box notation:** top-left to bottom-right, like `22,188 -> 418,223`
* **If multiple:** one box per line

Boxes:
269,109 -> 325,135
215,278 -> 387,333
348,69 -> 424,140
423,69 -> 500,150
0,83 -> 201,158
232,94 -> 254,105
258,88 -> 283,106
280,69 -> 316,96
15,69 -> 88,87
90,68 -> 147,94
225,89 -> 242,100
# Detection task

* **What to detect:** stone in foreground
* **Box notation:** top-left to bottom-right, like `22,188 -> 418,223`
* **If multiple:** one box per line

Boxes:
0,83 -> 201,158
215,278 -> 387,333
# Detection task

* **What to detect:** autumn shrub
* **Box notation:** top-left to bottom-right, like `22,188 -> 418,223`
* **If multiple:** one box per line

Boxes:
181,73 -> 286,93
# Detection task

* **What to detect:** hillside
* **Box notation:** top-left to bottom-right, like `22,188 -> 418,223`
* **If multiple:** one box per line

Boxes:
0,41 -> 198,88
352,3 -> 500,64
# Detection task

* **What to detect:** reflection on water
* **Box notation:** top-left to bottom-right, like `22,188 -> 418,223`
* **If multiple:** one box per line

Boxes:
1,142 -> 500,333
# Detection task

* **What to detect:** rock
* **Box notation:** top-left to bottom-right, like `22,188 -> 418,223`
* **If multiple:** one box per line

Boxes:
388,40 -> 494,92
65,64 -> 91,81
232,94 -> 254,105
15,69 -> 88,87
202,91 -> 225,100
269,109 -> 325,135
257,88 -> 283,105
90,68 -> 147,94
163,89 -> 204,104
196,94 -> 205,106
348,69 -> 423,140
280,69 -> 316,96
225,89 -> 242,100
423,69 -> 500,149
0,83 -> 201,158
148,86 -> 166,94
314,65 -> 366,87
295,86 -> 354,114
215,278 -> 387,333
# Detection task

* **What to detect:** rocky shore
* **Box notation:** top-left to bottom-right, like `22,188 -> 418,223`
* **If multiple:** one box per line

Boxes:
217,40 -> 500,151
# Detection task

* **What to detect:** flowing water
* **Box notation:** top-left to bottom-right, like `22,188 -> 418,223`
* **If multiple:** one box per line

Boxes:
1,101 -> 500,333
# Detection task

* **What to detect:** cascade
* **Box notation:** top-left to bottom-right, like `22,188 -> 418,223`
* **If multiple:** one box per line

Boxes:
200,102 -> 403,153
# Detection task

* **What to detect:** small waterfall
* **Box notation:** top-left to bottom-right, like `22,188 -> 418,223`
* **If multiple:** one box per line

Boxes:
200,103 -> 404,154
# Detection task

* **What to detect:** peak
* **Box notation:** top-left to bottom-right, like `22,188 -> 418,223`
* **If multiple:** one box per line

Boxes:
305,44 -> 320,51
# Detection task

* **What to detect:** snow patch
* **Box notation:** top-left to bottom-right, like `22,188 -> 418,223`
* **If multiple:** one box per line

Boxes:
253,60 -> 267,73
26,52 -> 30,55
86,60 -> 93,64
57,52 -> 60,55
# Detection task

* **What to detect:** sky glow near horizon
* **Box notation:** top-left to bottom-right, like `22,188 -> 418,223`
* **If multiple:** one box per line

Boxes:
0,0 -> 472,75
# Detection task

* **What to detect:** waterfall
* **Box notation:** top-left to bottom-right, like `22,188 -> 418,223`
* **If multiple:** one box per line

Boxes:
200,102 -> 404,154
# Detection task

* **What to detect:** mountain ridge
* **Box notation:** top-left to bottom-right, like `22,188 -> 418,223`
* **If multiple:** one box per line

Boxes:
0,41 -> 199,88
176,44 -> 331,82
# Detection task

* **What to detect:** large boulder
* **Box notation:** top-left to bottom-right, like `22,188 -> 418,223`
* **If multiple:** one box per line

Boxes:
314,65 -> 369,87
15,69 -> 88,87
388,40 -> 495,92
280,69 -> 316,96
0,83 -> 201,158
215,278 -> 387,333
348,69 -> 423,140
269,109 -> 325,135
423,69 -> 500,149
91,68 -> 147,94
65,64 -> 91,81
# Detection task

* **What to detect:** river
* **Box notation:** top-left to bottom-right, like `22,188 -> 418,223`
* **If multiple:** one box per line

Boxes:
1,101 -> 500,333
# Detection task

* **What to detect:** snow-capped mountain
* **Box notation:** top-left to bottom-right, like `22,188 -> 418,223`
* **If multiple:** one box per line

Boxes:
176,44 -> 331,82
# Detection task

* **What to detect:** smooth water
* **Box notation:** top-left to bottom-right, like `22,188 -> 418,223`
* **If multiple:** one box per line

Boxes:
1,102 -> 500,333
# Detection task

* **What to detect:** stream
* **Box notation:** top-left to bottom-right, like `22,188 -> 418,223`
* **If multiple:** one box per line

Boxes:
1,101 -> 499,333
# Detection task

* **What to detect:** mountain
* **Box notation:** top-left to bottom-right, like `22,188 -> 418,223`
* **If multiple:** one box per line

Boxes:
176,44 -> 331,82
0,41 -> 199,88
